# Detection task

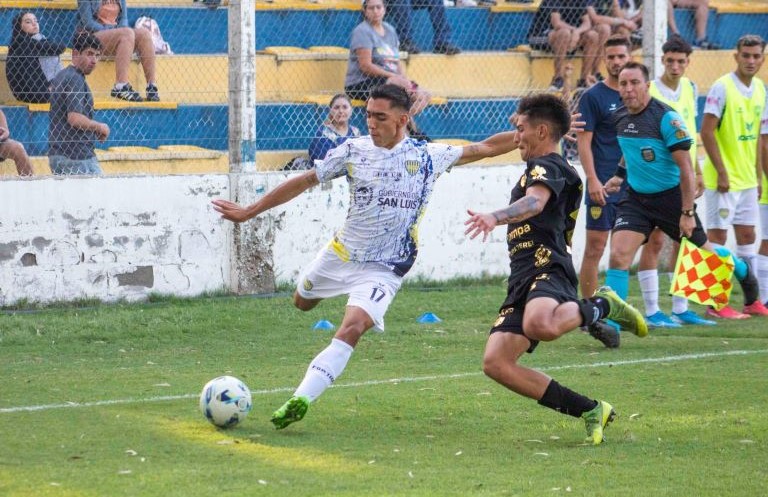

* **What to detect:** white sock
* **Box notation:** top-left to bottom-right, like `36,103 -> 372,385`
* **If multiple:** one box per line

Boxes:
114,82 -> 128,90
638,269 -> 659,316
736,244 -> 757,274
757,253 -> 768,303
671,295 -> 688,314
294,338 -> 354,402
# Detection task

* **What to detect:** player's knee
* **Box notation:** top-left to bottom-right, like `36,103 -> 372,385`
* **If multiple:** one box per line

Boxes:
482,354 -> 503,381
292,293 -> 317,311
525,321 -> 558,342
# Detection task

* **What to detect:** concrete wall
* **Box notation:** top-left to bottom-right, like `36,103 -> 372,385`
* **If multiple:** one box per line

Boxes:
0,175 -> 232,306
1,165 -> 606,306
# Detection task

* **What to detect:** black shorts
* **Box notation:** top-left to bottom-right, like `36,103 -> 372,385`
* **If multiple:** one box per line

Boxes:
613,186 -> 707,246
345,77 -> 390,101
490,267 -> 578,354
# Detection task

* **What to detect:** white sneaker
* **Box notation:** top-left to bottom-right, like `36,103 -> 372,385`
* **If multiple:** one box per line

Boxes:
443,0 -> 455,5
456,0 -> 477,5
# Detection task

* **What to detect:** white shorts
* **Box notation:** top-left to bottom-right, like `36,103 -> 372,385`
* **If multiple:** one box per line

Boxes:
761,204 -> 768,241
703,188 -> 759,229
296,248 -> 403,331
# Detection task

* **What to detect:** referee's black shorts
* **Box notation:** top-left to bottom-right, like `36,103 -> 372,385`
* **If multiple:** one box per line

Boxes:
613,186 -> 707,246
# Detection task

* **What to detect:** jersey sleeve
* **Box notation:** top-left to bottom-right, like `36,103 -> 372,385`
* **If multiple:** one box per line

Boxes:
426,143 -> 463,175
525,155 -> 566,198
703,81 -> 726,118
578,90 -> 599,132
761,91 -> 768,135
660,110 -> 693,151
314,140 -> 352,182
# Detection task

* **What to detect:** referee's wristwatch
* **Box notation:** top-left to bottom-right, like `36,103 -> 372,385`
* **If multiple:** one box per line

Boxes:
681,209 -> 695,217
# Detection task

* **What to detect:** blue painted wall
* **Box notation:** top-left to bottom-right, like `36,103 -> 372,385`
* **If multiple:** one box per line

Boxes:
2,7 -> 765,54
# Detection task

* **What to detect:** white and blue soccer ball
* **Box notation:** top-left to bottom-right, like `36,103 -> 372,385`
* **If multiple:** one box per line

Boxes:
199,376 -> 252,428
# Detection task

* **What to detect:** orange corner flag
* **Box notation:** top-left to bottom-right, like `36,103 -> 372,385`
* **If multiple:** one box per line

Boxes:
670,238 -> 734,311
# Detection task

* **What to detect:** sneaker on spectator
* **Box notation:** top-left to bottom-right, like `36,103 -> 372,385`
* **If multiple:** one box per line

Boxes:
111,83 -> 142,102
744,300 -> 768,316
455,0 -> 478,5
443,0 -> 455,5
400,39 -> 421,54
547,76 -> 564,92
146,84 -> 160,102
693,38 -> 720,50
705,306 -> 750,320
434,43 -> 461,55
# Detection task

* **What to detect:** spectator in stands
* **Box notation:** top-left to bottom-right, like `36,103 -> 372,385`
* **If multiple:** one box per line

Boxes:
527,0 -> 610,91
345,0 -> 431,116
0,109 -> 35,176
384,0 -> 461,55
6,12 -> 66,104
48,32 -> 109,175
76,0 -> 160,101
587,0 -> 642,45
668,0 -> 719,50
308,94 -> 361,163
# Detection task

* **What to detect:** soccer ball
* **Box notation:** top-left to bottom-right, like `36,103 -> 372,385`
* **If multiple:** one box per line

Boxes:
199,376 -> 253,428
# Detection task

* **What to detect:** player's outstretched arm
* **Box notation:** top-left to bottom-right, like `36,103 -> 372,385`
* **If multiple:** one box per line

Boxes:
464,184 -> 552,242
212,170 -> 320,223
456,130 -> 519,166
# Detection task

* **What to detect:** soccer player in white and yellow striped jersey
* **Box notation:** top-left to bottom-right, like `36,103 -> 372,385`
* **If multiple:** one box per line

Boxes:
212,84 -> 549,430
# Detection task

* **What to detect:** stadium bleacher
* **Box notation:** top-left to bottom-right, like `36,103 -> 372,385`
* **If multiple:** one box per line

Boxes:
1,0 -> 767,175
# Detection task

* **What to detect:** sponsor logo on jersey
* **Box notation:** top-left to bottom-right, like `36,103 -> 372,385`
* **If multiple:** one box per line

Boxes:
507,223 -> 531,241
354,186 -> 374,206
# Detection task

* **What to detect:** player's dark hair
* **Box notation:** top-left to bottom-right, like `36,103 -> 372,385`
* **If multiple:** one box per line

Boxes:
516,93 -> 570,141
622,61 -> 650,82
736,34 -> 766,51
662,34 -> 693,55
72,30 -> 102,52
369,84 -> 412,112
605,35 -> 632,52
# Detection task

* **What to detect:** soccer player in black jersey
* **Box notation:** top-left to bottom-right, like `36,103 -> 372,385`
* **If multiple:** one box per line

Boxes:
464,93 -> 647,445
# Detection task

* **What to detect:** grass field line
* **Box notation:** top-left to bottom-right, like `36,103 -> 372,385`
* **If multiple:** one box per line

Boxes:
2,349 -> 766,415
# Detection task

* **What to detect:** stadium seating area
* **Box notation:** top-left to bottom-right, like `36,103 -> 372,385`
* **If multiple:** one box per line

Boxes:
1,0 -> 768,174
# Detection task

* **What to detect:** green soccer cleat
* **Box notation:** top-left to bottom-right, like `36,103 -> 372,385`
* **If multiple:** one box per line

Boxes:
270,395 -> 310,430
593,286 -> 648,337
582,400 -> 616,445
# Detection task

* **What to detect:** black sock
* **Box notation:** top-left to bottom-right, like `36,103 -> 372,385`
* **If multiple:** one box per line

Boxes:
537,380 -> 598,418
576,297 -> 610,326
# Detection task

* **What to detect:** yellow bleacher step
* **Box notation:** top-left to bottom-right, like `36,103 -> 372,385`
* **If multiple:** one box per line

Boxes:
490,0 -> 540,13
25,101 -> 178,112
256,0 -> 360,10
302,93 -> 447,106
3,147 -> 227,177
711,0 -> 768,13
0,0 -> 76,8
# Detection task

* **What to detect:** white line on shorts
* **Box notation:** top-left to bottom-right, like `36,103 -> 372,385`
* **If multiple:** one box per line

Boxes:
1,349 -> 765,414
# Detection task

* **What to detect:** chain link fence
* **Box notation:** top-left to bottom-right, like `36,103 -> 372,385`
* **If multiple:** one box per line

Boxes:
1,0 -> 767,177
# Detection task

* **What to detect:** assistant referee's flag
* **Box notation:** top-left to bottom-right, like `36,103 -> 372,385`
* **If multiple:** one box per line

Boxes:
670,238 -> 734,310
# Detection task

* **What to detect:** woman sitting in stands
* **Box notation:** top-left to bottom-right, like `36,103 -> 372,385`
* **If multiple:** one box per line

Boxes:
6,12 -> 66,104
308,94 -> 361,162
344,0 -> 430,116
76,0 -> 159,102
